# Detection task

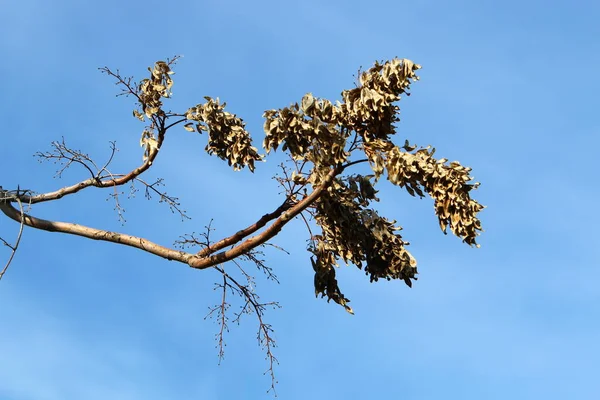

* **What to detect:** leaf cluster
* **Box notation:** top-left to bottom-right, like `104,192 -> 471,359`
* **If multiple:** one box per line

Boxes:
263,94 -> 347,169
386,144 -> 484,245
260,58 -> 483,311
310,175 -> 416,314
134,61 -> 174,120
184,97 -> 262,171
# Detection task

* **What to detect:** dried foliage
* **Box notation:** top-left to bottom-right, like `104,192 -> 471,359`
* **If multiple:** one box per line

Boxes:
310,175 -> 417,314
386,143 -> 484,245
185,97 -> 262,171
0,57 -> 484,393
262,58 -> 483,313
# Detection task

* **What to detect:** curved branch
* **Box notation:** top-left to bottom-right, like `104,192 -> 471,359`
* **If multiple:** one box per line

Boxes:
188,164 -> 345,269
0,197 -> 25,280
197,159 -> 368,259
0,160 -> 368,273
215,263 -> 279,393
196,200 -> 294,258
164,118 -> 187,131
98,141 -> 118,176
20,132 -> 165,205
0,201 -> 192,263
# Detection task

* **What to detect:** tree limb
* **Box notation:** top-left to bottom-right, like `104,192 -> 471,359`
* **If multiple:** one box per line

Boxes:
0,161 -> 355,274
23,133 -> 164,204
196,200 -> 294,258
0,200 -> 191,262
188,164 -> 344,269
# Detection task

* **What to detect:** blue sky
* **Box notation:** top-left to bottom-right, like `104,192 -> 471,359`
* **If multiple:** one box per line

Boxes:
1,0 -> 599,398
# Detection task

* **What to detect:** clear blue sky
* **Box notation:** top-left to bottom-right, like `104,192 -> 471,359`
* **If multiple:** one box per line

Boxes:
1,0 -> 599,399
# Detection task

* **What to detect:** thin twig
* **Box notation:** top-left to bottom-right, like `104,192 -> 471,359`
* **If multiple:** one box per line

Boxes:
0,197 -> 25,280
135,177 -> 190,220
212,263 -> 280,394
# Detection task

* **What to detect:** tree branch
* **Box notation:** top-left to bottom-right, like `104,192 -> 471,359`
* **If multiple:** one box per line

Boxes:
0,200 -> 192,263
196,200 -> 294,258
22,133 -> 165,204
0,196 -> 25,280
0,160 -> 365,273
189,164 -> 344,269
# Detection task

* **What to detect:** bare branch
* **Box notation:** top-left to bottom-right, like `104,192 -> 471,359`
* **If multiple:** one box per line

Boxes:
0,194 -> 25,280
98,66 -> 143,102
35,137 -> 98,179
0,200 -> 193,263
23,136 -> 163,204
164,117 -> 187,131
242,247 -> 280,283
298,211 -> 316,248
134,177 -> 190,221
107,184 -> 127,224
214,261 -> 280,394
98,141 -> 118,177
175,220 -> 215,250
174,232 -> 206,249
205,272 -> 230,362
